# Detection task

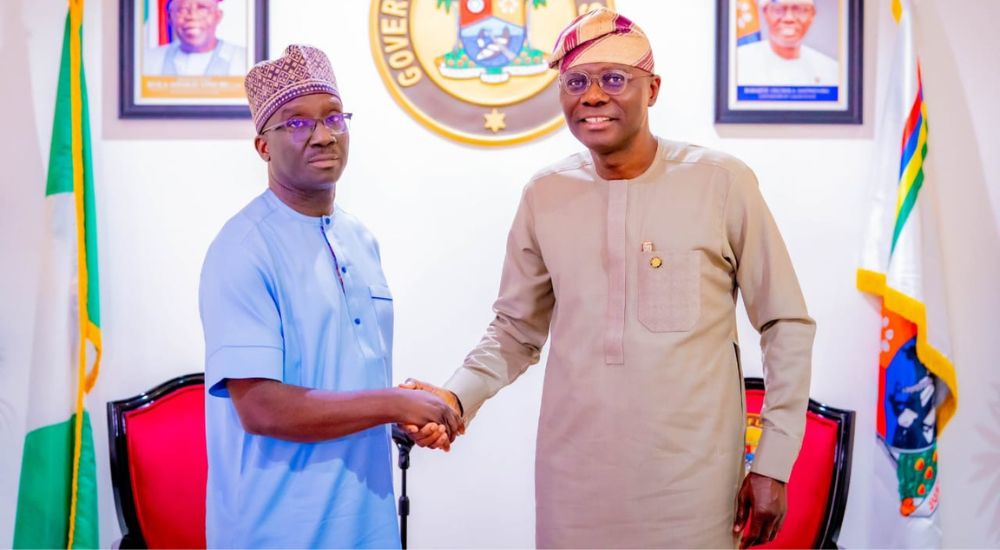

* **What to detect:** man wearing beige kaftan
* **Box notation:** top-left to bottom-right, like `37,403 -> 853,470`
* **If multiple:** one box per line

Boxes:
402,8 -> 815,549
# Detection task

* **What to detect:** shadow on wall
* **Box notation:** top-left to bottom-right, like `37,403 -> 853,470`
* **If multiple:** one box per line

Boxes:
914,1 -> 1000,244
916,1 -> 1000,548
0,1 -> 48,544
0,347 -> 13,435
0,1 -> 46,432
971,385 -> 1000,546
0,0 -> 45,178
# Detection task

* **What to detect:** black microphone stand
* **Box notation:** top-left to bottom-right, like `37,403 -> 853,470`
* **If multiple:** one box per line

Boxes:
391,425 -> 415,549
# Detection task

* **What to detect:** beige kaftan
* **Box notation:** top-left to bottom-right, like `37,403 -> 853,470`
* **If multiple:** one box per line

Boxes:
445,139 -> 816,548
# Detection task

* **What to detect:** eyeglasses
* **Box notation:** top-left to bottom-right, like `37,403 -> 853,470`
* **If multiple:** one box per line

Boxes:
168,0 -> 217,18
763,4 -> 816,19
260,113 -> 353,141
558,69 -> 652,96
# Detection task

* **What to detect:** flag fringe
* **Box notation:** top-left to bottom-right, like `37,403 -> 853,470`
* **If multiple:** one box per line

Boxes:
857,268 -> 958,430
67,0 -> 101,547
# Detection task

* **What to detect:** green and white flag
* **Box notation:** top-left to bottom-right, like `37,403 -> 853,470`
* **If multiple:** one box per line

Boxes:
13,1 -> 101,547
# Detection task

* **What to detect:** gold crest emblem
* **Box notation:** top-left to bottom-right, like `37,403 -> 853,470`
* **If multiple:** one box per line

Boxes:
370,0 -> 615,146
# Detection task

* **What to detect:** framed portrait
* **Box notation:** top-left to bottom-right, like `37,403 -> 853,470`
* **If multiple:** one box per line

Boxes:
119,0 -> 268,118
715,0 -> 862,124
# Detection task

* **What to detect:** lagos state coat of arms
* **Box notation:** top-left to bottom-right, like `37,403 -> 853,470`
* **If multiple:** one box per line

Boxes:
371,0 -> 614,146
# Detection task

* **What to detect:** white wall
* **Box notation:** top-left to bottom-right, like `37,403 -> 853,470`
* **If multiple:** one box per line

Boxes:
0,0 -> 997,547
912,1 -> 1000,546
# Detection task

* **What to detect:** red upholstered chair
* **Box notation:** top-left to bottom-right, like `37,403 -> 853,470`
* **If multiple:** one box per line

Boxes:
743,377 -> 855,549
107,373 -> 207,549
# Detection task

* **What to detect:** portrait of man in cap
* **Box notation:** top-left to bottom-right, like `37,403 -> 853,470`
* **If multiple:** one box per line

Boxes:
198,44 -> 461,548
143,0 -> 247,76
400,7 -> 815,549
737,0 -> 840,86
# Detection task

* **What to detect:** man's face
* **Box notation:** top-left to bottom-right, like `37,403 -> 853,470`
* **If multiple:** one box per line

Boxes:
559,62 -> 660,157
168,0 -> 222,53
763,0 -> 816,50
256,93 -> 350,193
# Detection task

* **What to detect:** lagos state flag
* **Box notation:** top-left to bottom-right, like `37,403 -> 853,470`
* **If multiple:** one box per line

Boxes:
12,1 -> 102,547
858,0 -> 958,546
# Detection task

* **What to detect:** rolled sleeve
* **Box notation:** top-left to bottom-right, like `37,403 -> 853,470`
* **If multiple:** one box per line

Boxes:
205,346 -> 284,398
200,232 -> 284,399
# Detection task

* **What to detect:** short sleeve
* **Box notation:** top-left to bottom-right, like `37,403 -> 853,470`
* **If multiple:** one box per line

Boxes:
199,234 -> 284,398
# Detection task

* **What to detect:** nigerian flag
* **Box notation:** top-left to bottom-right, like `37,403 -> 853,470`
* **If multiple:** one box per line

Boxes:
13,1 -> 101,548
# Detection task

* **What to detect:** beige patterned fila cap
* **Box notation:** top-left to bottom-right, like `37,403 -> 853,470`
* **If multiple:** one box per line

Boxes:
244,44 -> 340,133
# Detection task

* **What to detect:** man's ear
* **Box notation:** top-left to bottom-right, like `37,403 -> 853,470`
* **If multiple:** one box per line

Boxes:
647,75 -> 662,107
254,135 -> 270,162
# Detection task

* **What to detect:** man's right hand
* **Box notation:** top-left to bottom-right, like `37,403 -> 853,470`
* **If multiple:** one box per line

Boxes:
390,387 -> 463,450
399,379 -> 465,451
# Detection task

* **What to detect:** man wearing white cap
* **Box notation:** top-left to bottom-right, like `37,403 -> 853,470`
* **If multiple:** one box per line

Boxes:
144,0 -> 246,76
403,8 -> 815,549
199,45 -> 461,548
738,0 -> 839,86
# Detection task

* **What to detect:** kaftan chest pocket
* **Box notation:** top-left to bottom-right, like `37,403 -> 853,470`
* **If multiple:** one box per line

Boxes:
369,284 -> 394,357
637,250 -> 701,332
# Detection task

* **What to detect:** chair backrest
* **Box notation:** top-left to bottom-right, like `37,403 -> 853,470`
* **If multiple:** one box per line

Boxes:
108,373 -> 207,549
744,378 -> 854,549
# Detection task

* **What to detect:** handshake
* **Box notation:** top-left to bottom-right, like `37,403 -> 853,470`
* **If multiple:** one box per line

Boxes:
394,378 -> 465,452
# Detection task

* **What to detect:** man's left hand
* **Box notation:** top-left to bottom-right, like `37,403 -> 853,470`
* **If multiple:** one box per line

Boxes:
733,472 -> 787,549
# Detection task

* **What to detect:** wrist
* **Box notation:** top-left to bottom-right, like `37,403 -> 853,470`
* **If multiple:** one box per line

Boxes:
377,388 -> 407,424
749,472 -> 786,486
448,391 -> 464,416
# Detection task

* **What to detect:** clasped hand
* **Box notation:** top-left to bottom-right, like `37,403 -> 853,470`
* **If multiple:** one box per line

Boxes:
397,378 -> 465,451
